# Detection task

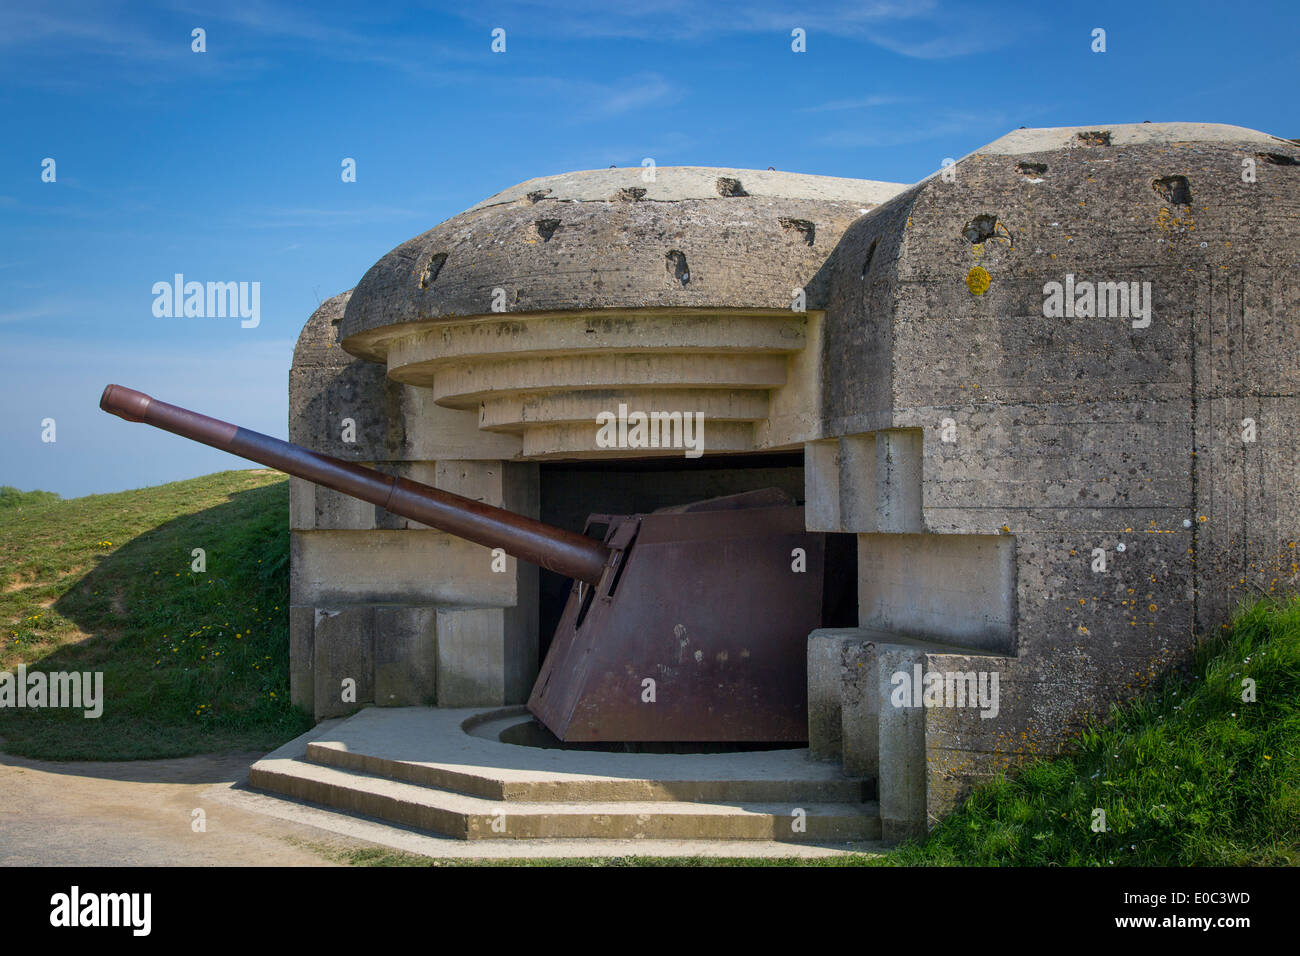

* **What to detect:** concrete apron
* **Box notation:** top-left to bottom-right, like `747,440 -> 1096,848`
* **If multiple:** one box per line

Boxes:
244,706 -> 885,858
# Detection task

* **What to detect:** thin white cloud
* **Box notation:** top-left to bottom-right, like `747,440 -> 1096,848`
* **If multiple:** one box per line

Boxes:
443,0 -> 1019,58
462,0 -> 937,41
0,304 -> 66,325
815,111 -> 1015,149
595,74 -> 676,117
0,0 -> 1022,85
245,205 -> 427,229
801,94 -> 909,113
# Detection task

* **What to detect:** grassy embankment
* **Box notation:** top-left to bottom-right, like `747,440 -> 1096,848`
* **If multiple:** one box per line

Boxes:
0,472 -> 311,759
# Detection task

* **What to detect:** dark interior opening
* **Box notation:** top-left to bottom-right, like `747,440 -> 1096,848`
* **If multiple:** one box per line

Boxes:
536,450 -> 857,659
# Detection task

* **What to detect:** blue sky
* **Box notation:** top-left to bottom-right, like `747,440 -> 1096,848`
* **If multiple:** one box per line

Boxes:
2,0 -> 1297,497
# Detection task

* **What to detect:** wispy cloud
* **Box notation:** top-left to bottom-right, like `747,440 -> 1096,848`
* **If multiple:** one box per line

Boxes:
0,303 -> 68,325
0,5 -> 180,56
866,31 -> 1015,59
245,204 -> 426,229
801,94 -> 909,113
517,72 -> 680,122
458,0 -> 936,41
815,110 -> 1015,149
0,3 -> 277,91
447,0 -> 1017,58
589,73 -> 677,118
0,0 -> 1021,92
0,1 -> 478,91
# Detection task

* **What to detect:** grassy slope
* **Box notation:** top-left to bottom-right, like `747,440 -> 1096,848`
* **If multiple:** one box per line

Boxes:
0,470 -> 312,759
883,596 -> 1299,866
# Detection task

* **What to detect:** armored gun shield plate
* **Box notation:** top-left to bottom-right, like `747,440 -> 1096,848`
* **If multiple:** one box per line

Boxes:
528,503 -> 824,742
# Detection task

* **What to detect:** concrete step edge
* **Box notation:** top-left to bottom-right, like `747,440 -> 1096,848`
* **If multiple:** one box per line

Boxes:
304,740 -> 873,804
250,756 -> 881,841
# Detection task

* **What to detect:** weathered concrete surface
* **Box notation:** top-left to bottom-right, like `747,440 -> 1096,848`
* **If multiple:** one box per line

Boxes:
303,706 -> 869,803
856,533 -> 1016,652
289,293 -> 537,720
470,166 -> 904,208
806,628 -> 861,761
839,639 -> 878,778
811,121 -> 1300,826
875,644 -> 928,843
339,167 -> 906,350
249,706 -> 879,842
373,606 -> 437,707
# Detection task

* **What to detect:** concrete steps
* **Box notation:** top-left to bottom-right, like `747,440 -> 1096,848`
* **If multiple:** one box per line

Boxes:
249,707 -> 880,842
304,738 -> 872,804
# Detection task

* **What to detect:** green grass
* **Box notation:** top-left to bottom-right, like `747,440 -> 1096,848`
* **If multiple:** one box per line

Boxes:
882,596 -> 1299,866
0,486 -> 61,511
0,470 -> 312,759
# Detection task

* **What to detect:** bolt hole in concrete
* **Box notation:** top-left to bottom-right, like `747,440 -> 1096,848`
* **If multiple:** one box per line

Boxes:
1076,129 -> 1112,146
534,218 -> 560,241
860,238 -> 878,279
1152,175 -> 1193,205
666,249 -> 690,285
419,251 -> 447,289
1258,151 -> 1300,166
715,176 -> 748,197
466,709 -> 797,754
962,213 -> 1004,244
779,217 -> 816,245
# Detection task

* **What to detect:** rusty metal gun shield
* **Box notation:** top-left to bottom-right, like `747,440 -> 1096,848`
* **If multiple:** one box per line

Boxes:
528,502 -> 823,742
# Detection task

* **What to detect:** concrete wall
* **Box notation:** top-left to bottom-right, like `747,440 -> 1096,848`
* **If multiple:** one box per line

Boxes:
808,122 -> 1300,828
288,291 -> 537,719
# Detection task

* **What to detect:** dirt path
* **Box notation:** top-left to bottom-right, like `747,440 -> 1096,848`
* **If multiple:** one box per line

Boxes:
0,751 -> 352,866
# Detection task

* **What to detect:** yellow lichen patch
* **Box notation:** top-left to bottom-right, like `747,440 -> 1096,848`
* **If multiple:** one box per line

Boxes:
966,266 -> 991,295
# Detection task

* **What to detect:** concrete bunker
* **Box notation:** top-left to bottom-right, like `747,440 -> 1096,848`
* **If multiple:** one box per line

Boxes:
279,124 -> 1300,840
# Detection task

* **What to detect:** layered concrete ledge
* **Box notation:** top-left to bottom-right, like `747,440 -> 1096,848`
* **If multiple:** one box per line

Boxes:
249,706 -> 879,842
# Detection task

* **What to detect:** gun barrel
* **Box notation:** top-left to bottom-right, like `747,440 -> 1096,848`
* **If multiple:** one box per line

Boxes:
99,384 -> 610,585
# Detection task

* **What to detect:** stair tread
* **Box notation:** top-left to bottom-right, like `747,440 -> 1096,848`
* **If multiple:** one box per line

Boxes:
253,756 -> 878,817
306,743 -> 871,803
296,707 -> 869,786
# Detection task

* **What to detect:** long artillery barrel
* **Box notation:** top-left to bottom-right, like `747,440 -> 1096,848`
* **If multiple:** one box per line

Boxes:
99,384 -> 611,585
